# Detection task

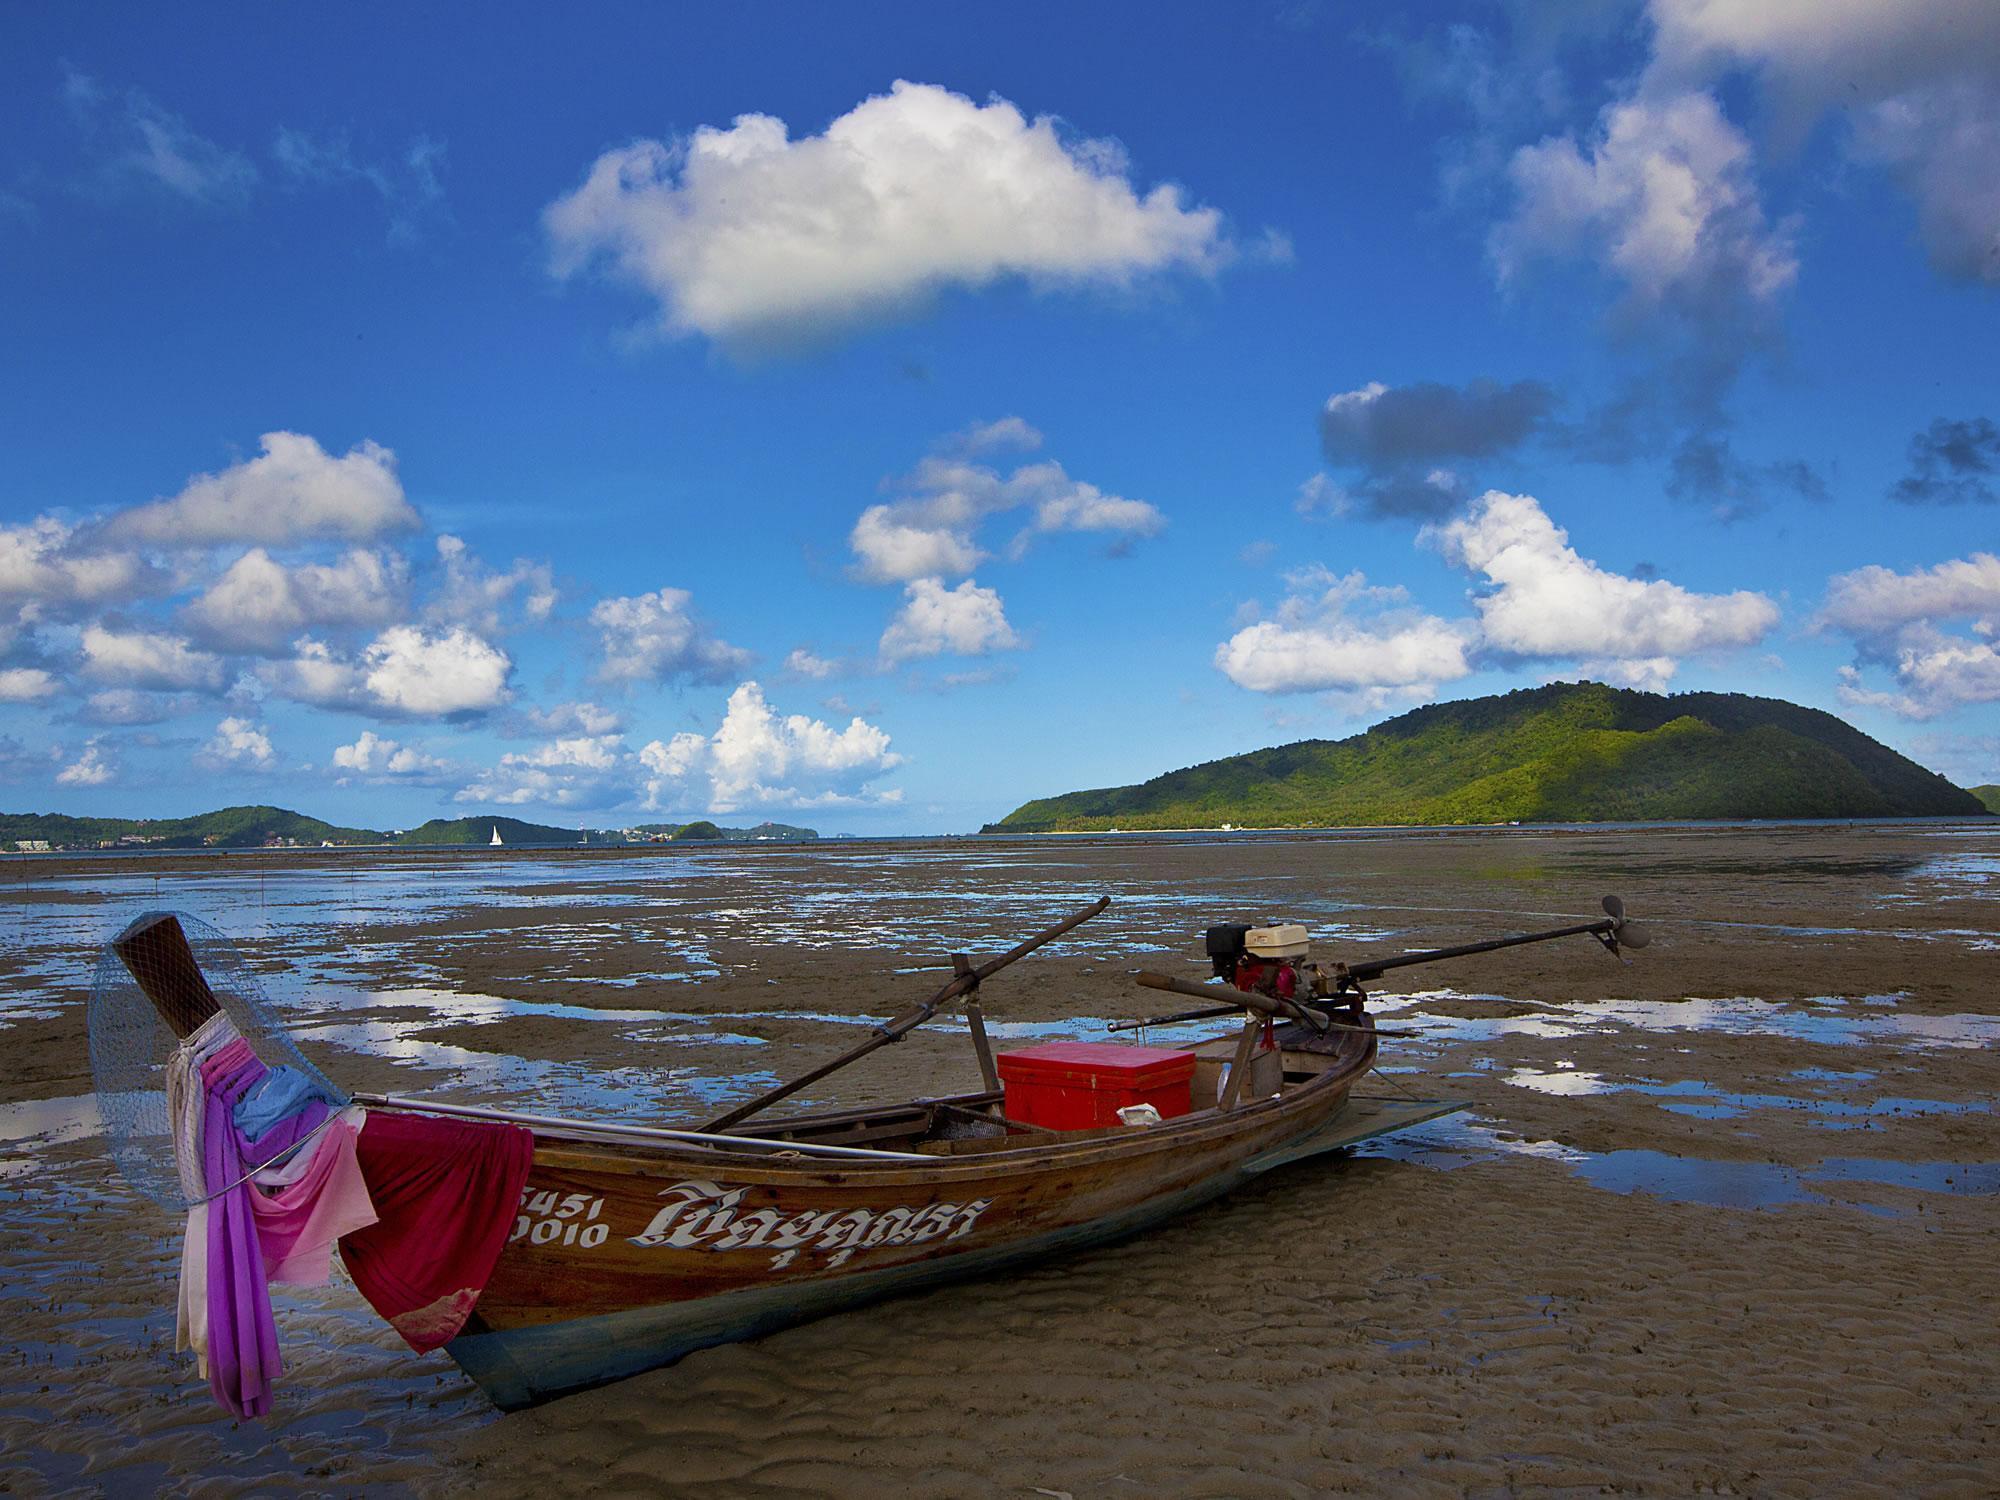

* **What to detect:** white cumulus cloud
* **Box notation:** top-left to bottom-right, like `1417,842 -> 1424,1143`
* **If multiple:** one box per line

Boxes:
1822,551 -> 2000,719
361,625 -> 511,717
1637,0 -> 2000,286
1819,552 -> 2000,637
57,739 -> 116,786
108,432 -> 419,546
428,534 -> 558,634
80,625 -> 225,691
331,729 -> 452,782
591,588 -> 752,685
0,517 -> 150,610
260,638 -> 364,710
1492,90 -> 1796,310
0,668 -> 56,702
201,716 -> 275,770
851,426 -> 1164,584
80,688 -> 192,726
519,700 -> 623,736
263,626 -> 511,717
1427,491 -> 1779,674
544,80 -> 1233,350
784,648 -> 839,680
1216,569 -> 1476,696
850,505 -> 986,585
183,546 -> 406,652
879,578 -> 1019,663
639,681 -> 903,814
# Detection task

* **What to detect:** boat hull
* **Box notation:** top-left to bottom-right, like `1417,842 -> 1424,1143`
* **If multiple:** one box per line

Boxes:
445,1067 -> 1458,1409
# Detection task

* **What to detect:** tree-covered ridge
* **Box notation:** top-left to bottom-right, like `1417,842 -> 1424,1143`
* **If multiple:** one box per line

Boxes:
988,683 -> 1990,832
0,805 -> 382,849
1,807 -> 824,850
393,816 -> 592,846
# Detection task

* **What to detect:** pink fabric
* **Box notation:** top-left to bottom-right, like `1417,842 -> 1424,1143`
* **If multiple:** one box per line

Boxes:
200,1037 -> 257,1088
247,1121 -> 378,1285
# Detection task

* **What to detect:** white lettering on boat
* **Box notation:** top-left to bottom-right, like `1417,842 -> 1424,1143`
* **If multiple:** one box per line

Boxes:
511,1187 -> 610,1250
628,1179 -> 994,1267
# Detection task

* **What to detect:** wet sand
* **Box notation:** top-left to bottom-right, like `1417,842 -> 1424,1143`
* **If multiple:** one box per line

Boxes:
0,822 -> 1995,1495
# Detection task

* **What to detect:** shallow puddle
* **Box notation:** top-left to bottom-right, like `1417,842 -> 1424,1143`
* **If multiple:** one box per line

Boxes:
1361,1116 -> 2000,1213
1502,1066 -> 1987,1123
1375,990 -> 2000,1050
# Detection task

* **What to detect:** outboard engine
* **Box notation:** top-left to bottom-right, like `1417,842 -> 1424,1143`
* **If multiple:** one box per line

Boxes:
1205,922 -> 1310,1002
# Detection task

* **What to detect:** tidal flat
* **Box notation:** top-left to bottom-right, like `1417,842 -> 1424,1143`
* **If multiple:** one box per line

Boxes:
1,822 -> 1995,1496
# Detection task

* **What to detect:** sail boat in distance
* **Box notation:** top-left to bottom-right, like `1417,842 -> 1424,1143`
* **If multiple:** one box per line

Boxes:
489,826 -> 503,847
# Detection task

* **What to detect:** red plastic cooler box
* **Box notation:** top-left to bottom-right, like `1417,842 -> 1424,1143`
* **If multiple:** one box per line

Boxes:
995,1040 -> 1196,1130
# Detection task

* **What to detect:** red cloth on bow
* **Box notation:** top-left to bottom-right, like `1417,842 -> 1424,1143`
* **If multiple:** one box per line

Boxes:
338,1111 -> 534,1352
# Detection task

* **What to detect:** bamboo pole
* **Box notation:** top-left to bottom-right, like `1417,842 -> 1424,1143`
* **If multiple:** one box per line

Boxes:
700,897 -> 1111,1133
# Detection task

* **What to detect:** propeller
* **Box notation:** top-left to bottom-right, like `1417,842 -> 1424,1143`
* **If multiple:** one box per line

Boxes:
1599,893 -> 1650,951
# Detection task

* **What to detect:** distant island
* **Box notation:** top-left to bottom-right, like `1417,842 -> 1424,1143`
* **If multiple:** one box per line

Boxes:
1,806 -> 819,852
986,682 -> 1992,833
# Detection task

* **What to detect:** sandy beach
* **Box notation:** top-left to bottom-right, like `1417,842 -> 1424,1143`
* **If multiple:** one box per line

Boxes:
1,821 -> 1995,1496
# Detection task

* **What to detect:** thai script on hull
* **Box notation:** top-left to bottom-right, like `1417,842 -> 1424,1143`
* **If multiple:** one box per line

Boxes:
629,1179 -> 995,1269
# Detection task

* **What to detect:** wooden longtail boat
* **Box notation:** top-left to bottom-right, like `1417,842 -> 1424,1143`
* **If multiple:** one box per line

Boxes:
112,893 -> 1646,1409
411,1020 -> 1422,1408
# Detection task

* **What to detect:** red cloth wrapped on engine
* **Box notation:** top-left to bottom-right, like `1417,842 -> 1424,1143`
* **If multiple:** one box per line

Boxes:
339,1112 -> 534,1352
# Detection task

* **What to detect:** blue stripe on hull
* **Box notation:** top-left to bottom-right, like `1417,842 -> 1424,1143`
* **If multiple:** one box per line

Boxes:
446,1096 -> 1461,1409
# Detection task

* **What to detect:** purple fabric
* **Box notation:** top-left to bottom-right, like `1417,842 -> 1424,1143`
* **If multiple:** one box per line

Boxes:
240,1099 -> 330,1168
201,1052 -> 281,1419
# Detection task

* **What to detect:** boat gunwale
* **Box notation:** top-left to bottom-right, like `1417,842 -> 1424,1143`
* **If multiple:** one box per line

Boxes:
433,1025 -> 1379,1188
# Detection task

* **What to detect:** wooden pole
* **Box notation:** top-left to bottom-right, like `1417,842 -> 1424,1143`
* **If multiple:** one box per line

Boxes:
1133,970 -> 1331,1033
1338,919 -> 1616,982
111,912 -> 220,1039
701,896 -> 1111,1133
1110,996 -> 1401,1038
958,954 -> 1002,1095
1217,1016 -> 1263,1112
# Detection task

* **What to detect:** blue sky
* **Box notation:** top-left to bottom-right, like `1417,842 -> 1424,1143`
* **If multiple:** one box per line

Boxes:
2,1 -> 1996,832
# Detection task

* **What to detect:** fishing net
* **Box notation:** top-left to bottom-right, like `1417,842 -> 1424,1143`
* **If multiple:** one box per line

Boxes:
88,909 -> 348,1213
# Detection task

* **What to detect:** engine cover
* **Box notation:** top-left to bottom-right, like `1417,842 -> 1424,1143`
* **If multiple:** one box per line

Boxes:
1244,923 -> 1309,961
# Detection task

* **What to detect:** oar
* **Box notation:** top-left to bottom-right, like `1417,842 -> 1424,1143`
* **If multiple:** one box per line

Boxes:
700,896 -> 1112,1133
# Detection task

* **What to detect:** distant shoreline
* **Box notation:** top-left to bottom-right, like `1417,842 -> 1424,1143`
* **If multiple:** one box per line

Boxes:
5,810 -> 1992,864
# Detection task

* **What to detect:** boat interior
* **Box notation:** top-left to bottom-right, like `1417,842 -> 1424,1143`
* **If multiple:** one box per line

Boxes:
705,1018 -> 1376,1158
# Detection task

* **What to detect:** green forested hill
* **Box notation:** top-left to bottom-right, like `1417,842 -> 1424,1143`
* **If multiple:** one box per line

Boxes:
0,805 -> 382,849
1974,785 -> 2000,814
394,816 -> 592,846
1,806 -> 824,850
988,683 -> 1990,832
